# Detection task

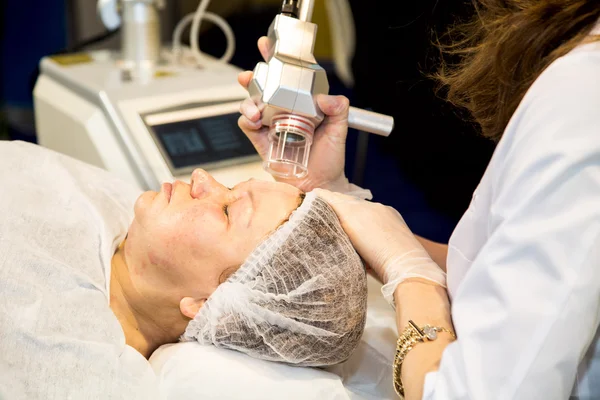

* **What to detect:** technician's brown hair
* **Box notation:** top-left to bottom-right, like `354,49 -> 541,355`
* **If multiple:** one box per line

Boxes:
438,1 -> 600,142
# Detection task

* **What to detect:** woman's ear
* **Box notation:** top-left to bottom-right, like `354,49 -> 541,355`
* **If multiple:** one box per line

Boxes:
179,297 -> 206,319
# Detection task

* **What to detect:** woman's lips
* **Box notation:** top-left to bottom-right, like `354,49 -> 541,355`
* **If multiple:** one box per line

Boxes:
162,182 -> 173,203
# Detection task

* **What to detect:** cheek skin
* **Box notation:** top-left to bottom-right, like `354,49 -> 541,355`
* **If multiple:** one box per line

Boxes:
145,227 -> 195,270
151,210 -> 227,274
127,196 -> 239,299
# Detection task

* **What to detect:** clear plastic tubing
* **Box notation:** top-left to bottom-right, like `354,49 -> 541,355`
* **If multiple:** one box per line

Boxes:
264,114 -> 315,179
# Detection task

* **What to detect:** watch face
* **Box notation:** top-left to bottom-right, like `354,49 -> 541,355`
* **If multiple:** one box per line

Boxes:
423,326 -> 438,340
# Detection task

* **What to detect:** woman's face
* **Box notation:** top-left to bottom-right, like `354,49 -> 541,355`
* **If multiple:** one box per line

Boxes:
124,169 -> 304,314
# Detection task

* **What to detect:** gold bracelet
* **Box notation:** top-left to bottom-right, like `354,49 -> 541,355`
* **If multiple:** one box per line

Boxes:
393,320 -> 456,398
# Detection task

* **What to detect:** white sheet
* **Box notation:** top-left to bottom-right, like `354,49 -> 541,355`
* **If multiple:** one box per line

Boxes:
0,141 -> 158,399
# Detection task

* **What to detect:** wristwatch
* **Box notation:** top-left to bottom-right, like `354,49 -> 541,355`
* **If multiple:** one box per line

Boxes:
393,320 -> 456,398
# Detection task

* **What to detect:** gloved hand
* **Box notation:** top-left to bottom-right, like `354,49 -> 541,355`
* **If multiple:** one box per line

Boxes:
238,37 -> 363,196
315,189 -> 447,308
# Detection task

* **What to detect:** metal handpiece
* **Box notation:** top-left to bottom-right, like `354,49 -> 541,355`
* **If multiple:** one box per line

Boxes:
248,0 -> 394,178
297,0 -> 315,21
348,107 -> 395,137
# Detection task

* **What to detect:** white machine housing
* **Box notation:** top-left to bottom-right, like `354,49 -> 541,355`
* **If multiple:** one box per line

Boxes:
34,50 -> 271,190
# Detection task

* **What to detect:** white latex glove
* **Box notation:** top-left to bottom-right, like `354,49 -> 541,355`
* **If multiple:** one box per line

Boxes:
237,37 -> 363,196
315,189 -> 446,308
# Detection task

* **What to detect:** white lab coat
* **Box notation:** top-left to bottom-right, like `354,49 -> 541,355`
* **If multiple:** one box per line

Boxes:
422,28 -> 600,399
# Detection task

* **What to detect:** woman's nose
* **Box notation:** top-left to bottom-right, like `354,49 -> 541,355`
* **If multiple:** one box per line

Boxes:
190,169 -> 228,199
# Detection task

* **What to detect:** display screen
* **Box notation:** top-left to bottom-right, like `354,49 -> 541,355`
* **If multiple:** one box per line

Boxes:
161,128 -> 206,156
150,112 -> 258,169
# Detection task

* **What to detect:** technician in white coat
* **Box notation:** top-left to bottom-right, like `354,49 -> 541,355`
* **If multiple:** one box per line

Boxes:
238,1 -> 600,399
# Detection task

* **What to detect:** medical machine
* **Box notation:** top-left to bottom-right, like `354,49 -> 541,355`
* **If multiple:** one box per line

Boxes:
34,0 -> 393,189
34,0 -> 269,190
249,0 -> 394,178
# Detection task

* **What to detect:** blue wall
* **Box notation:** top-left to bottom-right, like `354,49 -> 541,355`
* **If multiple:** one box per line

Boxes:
1,0 -> 68,141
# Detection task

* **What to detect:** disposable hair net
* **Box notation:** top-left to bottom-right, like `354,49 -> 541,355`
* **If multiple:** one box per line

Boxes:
182,191 -> 368,367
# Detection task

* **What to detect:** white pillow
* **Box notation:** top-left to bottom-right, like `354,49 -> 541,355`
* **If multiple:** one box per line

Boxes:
150,275 -> 398,400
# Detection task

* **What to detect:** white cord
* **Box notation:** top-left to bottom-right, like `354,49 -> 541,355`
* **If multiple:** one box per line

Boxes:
172,0 -> 236,65
325,0 -> 356,87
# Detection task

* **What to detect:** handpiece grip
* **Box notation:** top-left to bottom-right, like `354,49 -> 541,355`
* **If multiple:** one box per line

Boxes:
348,107 -> 394,137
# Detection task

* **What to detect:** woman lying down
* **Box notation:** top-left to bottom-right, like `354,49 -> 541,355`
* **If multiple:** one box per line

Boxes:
0,141 -> 368,399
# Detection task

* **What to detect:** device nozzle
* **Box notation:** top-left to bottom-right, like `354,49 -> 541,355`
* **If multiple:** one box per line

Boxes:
264,114 -> 315,179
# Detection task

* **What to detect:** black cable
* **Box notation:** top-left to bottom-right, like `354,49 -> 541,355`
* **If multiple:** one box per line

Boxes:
64,0 -> 78,50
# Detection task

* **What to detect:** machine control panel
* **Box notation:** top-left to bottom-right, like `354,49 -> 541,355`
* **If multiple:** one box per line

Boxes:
144,100 -> 260,176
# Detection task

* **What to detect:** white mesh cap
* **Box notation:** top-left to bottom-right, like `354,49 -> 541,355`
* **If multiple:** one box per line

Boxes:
182,191 -> 368,367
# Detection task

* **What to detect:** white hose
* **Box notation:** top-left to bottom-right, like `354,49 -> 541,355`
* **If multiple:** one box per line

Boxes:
172,0 -> 236,65
325,0 -> 356,87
